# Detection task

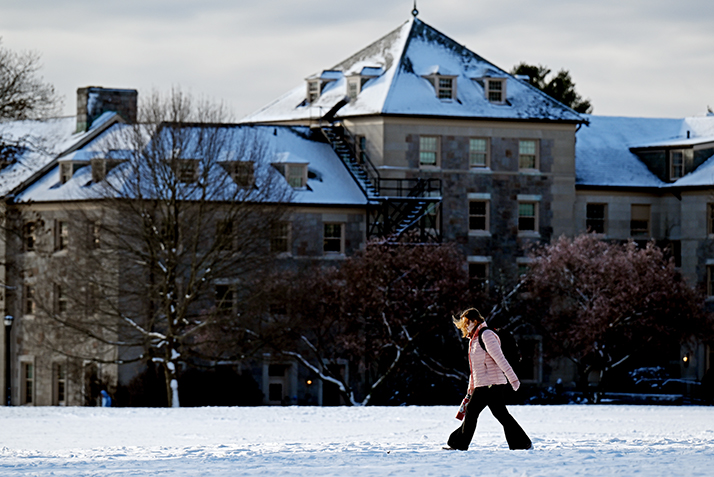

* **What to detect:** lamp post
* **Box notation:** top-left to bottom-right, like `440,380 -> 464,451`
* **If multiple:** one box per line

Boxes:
4,315 -> 12,406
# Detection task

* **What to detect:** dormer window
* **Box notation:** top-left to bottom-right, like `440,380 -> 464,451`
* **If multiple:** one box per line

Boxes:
60,163 -> 73,184
437,77 -> 454,99
286,164 -> 307,188
423,74 -> 457,100
485,78 -> 507,104
669,149 -> 692,181
345,67 -> 382,100
307,80 -> 321,103
347,79 -> 359,100
174,159 -> 199,183
59,160 -> 89,184
275,162 -> 308,188
223,161 -> 254,188
306,70 -> 342,104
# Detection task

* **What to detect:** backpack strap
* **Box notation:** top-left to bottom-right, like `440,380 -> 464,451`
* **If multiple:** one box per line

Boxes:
477,327 -> 490,352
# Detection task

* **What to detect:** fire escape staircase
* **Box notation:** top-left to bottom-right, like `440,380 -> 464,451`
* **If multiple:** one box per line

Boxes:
321,124 -> 442,242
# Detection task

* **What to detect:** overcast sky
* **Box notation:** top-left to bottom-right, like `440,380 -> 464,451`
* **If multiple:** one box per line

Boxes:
1,0 -> 713,120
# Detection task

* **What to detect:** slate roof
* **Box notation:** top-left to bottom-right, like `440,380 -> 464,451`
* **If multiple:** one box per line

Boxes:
0,113 -> 123,197
576,114 -> 714,189
242,17 -> 584,124
13,124 -> 367,207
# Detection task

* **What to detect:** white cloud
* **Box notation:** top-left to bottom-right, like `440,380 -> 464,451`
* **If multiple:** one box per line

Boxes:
1,0 -> 713,119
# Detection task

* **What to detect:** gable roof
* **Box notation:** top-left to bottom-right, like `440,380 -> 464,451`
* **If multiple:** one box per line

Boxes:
13,124 -> 367,207
0,112 -> 123,198
242,17 -> 584,124
576,114 -> 714,189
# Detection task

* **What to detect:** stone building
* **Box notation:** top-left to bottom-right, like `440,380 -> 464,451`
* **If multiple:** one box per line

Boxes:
2,14 -> 713,406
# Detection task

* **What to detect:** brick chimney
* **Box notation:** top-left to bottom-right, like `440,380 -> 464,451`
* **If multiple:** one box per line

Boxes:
76,86 -> 138,132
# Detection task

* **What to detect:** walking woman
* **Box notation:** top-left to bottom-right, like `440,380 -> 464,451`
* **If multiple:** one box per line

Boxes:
446,308 -> 532,451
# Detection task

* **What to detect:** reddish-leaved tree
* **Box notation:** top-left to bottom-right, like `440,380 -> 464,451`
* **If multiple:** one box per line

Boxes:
524,234 -> 711,392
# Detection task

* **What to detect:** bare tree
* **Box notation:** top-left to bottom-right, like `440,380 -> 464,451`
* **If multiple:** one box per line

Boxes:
20,89 -> 292,407
263,238 -> 472,405
0,38 -> 61,121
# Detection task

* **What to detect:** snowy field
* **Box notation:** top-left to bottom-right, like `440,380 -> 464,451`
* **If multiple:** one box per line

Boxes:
1,405 -> 713,476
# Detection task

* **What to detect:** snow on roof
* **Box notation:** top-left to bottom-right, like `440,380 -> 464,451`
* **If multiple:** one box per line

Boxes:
242,18 -> 583,124
0,116 -> 95,197
14,124 -> 367,207
576,114 -> 714,188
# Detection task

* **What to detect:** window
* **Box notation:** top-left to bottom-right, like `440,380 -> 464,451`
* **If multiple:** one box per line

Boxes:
216,220 -> 234,250
669,149 -> 692,181
469,263 -> 489,291
22,362 -> 34,405
518,140 -> 538,170
24,285 -> 35,315
307,80 -> 320,103
469,201 -> 489,231
356,135 -> 367,164
54,364 -> 66,406
56,221 -> 69,251
215,284 -> 234,313
437,77 -> 454,99
270,222 -> 290,254
630,204 -> 650,237
670,151 -> 684,180
24,222 -> 36,252
284,164 -> 307,188
323,223 -> 344,254
347,80 -> 359,99
469,138 -> 489,168
419,136 -> 439,167
60,162 -> 73,184
91,159 -> 107,183
485,79 -> 506,104
518,263 -> 530,277
229,161 -> 254,188
586,203 -> 606,234
516,337 -> 542,382
518,202 -> 537,232
709,204 -> 714,235
56,285 -> 68,314
175,159 -> 198,183
91,221 -> 101,249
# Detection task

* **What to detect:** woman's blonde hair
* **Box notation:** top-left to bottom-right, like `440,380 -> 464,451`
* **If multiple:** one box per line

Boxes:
453,308 -> 485,338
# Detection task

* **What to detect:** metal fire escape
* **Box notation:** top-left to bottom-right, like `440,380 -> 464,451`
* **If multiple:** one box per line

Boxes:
321,124 -> 442,242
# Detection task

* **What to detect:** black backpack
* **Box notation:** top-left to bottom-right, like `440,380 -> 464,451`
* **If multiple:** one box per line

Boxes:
477,327 -> 522,367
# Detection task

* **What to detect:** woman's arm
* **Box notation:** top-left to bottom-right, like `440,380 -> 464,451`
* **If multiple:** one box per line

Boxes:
482,330 -> 520,391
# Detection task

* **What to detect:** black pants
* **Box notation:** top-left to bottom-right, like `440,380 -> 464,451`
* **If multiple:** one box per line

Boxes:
448,385 -> 531,450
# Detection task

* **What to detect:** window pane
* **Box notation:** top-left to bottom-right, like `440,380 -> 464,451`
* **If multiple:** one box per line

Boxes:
419,136 -> 438,165
469,263 -> 488,291
519,140 -> 536,155
586,203 -> 606,234
631,205 -> 650,236
469,201 -> 487,231
469,139 -> 487,167
518,203 -> 536,231
287,165 -> 304,188
324,224 -> 342,253
270,222 -> 289,253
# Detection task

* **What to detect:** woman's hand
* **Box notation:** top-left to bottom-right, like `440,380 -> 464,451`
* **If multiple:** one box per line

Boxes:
511,379 -> 521,392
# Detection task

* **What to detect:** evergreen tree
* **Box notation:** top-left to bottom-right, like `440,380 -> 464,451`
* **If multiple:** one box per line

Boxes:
512,62 -> 593,114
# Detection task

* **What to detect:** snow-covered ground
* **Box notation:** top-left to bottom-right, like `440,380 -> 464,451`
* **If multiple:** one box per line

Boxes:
1,405 -> 712,476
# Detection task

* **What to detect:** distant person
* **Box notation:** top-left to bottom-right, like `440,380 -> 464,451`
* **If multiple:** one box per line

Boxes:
445,308 -> 532,451
100,390 -> 112,407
